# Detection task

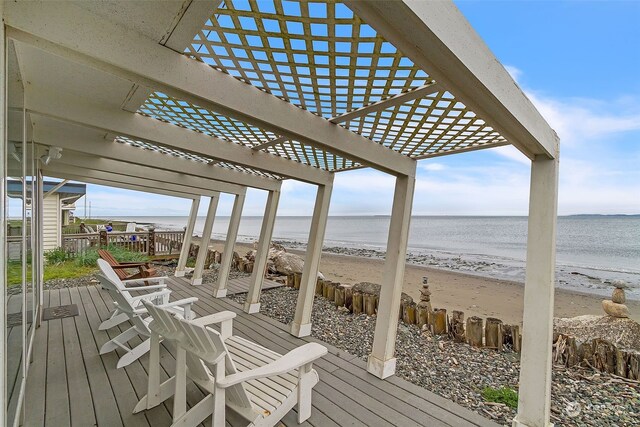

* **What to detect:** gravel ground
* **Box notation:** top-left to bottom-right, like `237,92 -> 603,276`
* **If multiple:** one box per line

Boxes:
229,287 -> 640,426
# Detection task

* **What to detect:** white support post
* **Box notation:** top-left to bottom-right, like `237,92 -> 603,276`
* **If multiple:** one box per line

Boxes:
513,154 -> 559,427
367,172 -> 416,379
175,197 -> 201,277
243,189 -> 280,313
290,182 -> 333,337
214,193 -> 245,298
191,194 -> 219,286
0,8 -> 7,425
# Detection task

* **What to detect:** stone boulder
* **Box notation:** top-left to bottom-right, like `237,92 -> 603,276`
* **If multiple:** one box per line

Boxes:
602,299 -> 630,318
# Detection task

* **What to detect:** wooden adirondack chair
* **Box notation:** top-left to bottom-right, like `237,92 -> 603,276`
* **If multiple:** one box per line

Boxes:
97,271 -> 197,369
135,301 -> 327,426
97,258 -> 170,330
98,249 -> 157,281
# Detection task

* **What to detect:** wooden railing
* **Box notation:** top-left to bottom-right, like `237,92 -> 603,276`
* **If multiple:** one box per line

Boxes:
61,229 -> 185,258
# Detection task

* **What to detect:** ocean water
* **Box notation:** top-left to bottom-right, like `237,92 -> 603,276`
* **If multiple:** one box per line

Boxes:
114,215 -> 640,299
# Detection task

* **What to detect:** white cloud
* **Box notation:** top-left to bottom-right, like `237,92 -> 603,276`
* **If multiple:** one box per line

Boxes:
419,162 -> 447,171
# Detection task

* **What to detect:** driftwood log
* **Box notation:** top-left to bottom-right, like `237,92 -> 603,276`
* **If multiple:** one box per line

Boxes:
466,316 -> 483,347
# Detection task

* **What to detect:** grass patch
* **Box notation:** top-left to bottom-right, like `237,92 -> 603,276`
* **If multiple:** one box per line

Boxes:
44,262 -> 96,282
482,386 -> 518,409
75,245 -> 149,267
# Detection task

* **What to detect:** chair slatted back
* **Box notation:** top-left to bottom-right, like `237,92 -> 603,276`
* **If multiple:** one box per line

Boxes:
175,317 -> 253,410
97,259 -> 126,291
141,301 -> 211,382
98,250 -> 128,280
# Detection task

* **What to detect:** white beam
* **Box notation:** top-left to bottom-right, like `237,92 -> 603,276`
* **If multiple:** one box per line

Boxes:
345,0 -> 558,160
291,182 -> 333,337
213,193 -> 245,298
120,0 -> 221,112
33,124 -> 280,191
43,169 -> 199,200
368,171 -> 416,379
42,163 -> 218,198
26,87 -> 332,185
513,155 -> 559,427
244,189 -> 280,313
0,2 -> 7,423
4,2 -> 416,176
175,197 -> 202,277
42,150 -> 247,196
191,195 -> 219,286
43,179 -> 68,199
253,83 -> 441,151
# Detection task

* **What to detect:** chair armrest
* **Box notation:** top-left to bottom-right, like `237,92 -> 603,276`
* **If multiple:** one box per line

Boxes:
123,284 -> 166,292
122,276 -> 167,286
158,297 -> 198,319
191,311 -> 236,326
217,343 -> 327,388
129,289 -> 171,303
158,297 -> 198,309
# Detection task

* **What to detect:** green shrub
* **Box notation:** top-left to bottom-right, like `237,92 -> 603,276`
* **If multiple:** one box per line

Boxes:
75,245 -> 149,267
482,386 -> 518,409
44,247 -> 69,265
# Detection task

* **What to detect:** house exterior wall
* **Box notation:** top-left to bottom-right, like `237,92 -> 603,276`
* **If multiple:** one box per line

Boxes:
42,194 -> 61,251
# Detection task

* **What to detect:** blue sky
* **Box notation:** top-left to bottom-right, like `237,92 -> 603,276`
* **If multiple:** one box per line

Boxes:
76,0 -> 640,218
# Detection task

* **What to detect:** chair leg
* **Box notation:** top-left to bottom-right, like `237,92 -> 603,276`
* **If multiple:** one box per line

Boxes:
173,347 -> 188,422
99,312 -> 129,330
99,326 -> 138,355
297,365 -> 317,423
134,376 -> 176,413
116,337 -> 151,369
212,388 -> 226,427
170,394 -> 214,427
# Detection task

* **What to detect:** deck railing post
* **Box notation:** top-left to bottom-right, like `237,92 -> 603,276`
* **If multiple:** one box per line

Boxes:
367,169 -> 416,379
513,154 -> 559,427
147,227 -> 155,256
99,229 -> 108,248
175,197 -> 200,277
191,194 -> 219,286
244,188 -> 281,313
291,180 -> 333,337
214,193 -> 245,298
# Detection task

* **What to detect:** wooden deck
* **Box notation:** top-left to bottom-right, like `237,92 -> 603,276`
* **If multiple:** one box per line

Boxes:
24,277 -> 499,427
225,276 -> 284,295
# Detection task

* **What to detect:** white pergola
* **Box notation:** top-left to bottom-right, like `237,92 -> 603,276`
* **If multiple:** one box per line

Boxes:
1,1 -> 559,426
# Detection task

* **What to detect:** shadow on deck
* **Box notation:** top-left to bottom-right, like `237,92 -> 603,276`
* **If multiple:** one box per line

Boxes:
25,277 -> 498,427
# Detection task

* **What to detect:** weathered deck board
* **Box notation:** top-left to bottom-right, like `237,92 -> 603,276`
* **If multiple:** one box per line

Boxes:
25,278 -> 499,427
225,276 -> 284,295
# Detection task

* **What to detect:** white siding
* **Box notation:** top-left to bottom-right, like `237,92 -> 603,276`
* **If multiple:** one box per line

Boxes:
43,194 -> 60,251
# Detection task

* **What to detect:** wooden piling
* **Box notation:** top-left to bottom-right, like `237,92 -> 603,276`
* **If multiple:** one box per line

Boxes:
293,272 -> 302,289
416,302 -> 430,329
326,282 -> 336,301
402,301 -> 416,325
431,308 -> 447,335
466,316 -> 483,347
315,278 -> 324,295
363,293 -> 377,316
352,291 -> 363,315
485,318 -> 503,351
335,286 -> 345,308
343,285 -> 353,311
450,310 -> 465,343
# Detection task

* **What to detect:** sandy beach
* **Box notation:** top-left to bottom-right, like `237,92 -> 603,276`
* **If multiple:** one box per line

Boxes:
200,239 -> 640,325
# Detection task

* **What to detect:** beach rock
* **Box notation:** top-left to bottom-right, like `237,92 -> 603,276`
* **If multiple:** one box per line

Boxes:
612,279 -> 628,290
612,288 -> 626,304
602,300 -> 629,318
554,315 -> 640,350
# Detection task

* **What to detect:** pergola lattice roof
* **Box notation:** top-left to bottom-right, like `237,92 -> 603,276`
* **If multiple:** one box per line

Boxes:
135,0 -> 508,172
